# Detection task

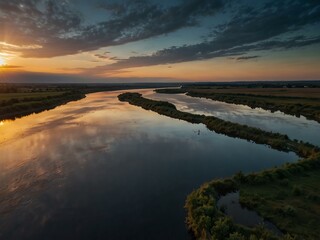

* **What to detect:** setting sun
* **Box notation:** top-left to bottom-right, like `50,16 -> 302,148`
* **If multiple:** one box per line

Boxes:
0,56 -> 6,66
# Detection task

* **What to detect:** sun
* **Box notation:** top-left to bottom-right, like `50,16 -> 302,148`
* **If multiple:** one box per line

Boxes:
0,57 -> 6,66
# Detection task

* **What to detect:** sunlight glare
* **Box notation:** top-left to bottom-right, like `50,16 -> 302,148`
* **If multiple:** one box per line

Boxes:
0,56 -> 5,66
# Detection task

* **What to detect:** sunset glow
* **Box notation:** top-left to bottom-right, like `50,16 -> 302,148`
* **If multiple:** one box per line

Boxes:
0,1 -> 319,83
0,56 -> 5,66
0,1 -> 320,239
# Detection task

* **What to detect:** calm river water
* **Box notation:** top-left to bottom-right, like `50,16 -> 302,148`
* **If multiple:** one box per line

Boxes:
0,90 -> 298,240
144,91 -> 320,146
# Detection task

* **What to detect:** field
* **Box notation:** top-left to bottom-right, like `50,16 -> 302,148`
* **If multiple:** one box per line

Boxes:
183,87 -> 320,99
0,92 -> 65,101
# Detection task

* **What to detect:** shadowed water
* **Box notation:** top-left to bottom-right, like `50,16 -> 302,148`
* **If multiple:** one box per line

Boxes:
144,91 -> 320,146
0,90 -> 297,240
217,192 -> 282,235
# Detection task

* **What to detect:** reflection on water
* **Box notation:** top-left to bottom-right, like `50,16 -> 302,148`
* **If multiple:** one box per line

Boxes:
0,90 -> 297,240
217,192 -> 282,235
144,91 -> 320,146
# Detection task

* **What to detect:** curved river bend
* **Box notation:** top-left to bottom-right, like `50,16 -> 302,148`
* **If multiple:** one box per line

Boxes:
0,90 -> 298,240
144,90 -> 320,146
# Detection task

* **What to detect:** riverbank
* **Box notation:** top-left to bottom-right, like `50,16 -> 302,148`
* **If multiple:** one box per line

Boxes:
0,91 -> 86,121
185,155 -> 320,239
118,92 -> 320,239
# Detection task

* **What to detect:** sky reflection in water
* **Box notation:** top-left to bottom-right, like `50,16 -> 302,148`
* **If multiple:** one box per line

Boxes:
144,91 -> 320,146
0,90 -> 298,240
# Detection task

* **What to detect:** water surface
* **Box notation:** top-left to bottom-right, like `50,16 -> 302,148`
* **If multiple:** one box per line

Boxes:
0,90 -> 297,240
217,192 -> 282,235
144,91 -> 320,146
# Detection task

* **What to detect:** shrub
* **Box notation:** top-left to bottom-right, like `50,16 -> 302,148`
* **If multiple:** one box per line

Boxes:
292,186 -> 303,196
211,217 -> 234,239
227,232 -> 246,240
282,205 -> 296,216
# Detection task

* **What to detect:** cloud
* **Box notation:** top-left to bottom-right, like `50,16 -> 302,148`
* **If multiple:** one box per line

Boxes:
236,56 -> 260,61
0,65 -> 22,69
0,0 -> 225,58
80,0 -> 320,75
0,70 -> 179,83
81,34 -> 320,75
94,54 -> 109,60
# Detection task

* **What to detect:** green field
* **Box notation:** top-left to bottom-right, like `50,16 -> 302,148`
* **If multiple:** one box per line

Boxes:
0,87 -> 85,121
0,92 -> 65,101
181,87 -> 320,99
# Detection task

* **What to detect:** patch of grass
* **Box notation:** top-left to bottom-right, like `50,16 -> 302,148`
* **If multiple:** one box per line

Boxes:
185,155 -> 320,240
0,91 -> 85,121
0,92 -> 65,102
239,166 -> 320,239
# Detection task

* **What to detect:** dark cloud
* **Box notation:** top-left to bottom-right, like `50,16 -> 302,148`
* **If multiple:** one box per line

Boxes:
82,35 -> 320,75
94,53 -> 109,60
0,0 -> 225,58
0,0 -> 82,46
81,0 -> 320,74
236,56 -> 260,61
0,70 -> 178,83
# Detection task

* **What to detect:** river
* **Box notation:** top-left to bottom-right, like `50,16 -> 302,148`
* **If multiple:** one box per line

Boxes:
144,91 -> 320,146
0,90 -> 299,240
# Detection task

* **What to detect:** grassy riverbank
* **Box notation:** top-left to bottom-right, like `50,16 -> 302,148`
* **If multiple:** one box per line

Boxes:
155,87 -> 320,123
186,155 -> 320,240
0,90 -> 85,121
118,92 -> 320,240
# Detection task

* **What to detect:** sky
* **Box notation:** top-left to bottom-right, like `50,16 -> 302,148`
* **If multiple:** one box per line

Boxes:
0,0 -> 320,83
